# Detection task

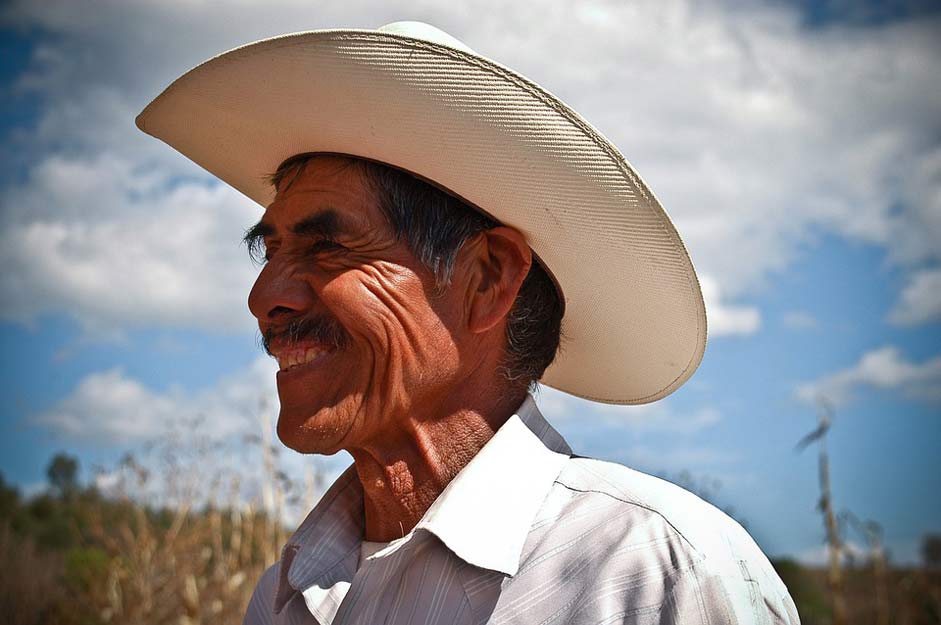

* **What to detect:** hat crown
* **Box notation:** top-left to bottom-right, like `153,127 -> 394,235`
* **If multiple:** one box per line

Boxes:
376,21 -> 475,54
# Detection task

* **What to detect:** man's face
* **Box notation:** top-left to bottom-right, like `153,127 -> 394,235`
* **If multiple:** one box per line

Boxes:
247,156 -> 464,454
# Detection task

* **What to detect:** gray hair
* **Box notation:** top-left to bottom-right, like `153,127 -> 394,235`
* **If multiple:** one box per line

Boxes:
269,154 -> 564,390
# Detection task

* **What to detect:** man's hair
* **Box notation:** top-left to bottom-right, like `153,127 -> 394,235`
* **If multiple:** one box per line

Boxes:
270,154 -> 564,390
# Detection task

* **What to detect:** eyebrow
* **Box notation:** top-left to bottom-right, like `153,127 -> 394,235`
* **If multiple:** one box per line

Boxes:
289,210 -> 345,240
242,220 -> 275,245
242,210 -> 348,260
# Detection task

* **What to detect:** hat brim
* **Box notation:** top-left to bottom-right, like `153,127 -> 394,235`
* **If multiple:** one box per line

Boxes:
136,28 -> 707,404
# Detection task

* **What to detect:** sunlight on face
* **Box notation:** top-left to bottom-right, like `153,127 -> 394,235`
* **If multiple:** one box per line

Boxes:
247,156 -> 464,455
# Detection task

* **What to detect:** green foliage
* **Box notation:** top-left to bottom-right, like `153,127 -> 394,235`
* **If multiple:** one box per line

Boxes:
922,534 -> 941,569
773,558 -> 831,621
0,473 -> 19,519
65,547 -> 109,593
47,453 -> 79,497
0,522 -> 63,625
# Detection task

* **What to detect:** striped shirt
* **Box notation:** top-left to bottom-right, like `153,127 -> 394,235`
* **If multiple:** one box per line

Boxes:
244,396 -> 800,625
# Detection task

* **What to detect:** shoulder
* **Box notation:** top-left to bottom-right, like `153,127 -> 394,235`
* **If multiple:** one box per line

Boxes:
242,561 -> 281,625
518,457 -> 800,624
553,456 -> 758,561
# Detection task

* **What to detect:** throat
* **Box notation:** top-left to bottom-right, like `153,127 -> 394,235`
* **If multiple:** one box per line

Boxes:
348,397 -> 522,542
359,462 -> 438,541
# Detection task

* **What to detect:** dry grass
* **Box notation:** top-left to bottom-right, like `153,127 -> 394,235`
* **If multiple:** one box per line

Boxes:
1,405 -> 323,625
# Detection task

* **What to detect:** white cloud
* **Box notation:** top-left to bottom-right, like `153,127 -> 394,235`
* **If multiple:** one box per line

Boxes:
796,346 -> 941,406
888,267 -> 941,326
1,0 -> 939,333
536,385 -> 722,434
700,274 -> 762,336
34,356 -> 278,443
0,153 -> 261,334
782,310 -> 819,331
31,355 -> 351,521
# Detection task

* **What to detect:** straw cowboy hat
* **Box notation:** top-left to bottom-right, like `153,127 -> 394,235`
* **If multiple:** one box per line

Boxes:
136,21 -> 707,405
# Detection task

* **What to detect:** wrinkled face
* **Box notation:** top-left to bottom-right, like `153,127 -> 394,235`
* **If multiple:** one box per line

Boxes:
247,156 -> 463,454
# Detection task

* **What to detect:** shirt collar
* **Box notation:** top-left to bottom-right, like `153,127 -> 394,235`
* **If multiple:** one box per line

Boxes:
415,394 -> 571,575
274,394 -> 571,613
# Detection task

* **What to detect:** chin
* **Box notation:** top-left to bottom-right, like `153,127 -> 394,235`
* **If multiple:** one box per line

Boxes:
276,405 -> 348,455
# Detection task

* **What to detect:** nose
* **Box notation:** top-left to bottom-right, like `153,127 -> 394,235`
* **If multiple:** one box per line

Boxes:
247,258 -> 315,323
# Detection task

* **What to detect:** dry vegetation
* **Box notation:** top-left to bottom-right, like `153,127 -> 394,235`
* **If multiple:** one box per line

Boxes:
788,400 -> 941,624
0,407 -> 323,625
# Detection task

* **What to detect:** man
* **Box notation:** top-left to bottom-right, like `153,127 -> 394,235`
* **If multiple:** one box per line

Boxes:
138,21 -> 799,625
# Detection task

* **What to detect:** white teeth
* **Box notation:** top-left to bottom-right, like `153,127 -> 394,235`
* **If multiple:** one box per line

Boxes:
277,347 -> 328,371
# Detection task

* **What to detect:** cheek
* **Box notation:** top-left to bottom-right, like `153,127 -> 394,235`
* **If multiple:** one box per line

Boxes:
327,264 -> 456,365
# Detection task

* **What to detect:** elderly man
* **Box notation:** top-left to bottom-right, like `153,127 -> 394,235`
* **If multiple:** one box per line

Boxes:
138,21 -> 799,625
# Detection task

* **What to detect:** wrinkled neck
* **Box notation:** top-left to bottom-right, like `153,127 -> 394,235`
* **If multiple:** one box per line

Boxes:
348,389 -> 526,542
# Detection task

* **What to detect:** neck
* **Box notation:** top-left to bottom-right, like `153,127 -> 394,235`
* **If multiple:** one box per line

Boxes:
349,387 -> 527,542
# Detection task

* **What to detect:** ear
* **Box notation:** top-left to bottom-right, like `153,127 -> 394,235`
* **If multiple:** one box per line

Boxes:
461,227 -> 532,334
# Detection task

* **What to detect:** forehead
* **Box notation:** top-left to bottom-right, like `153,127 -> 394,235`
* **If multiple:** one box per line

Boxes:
261,155 -> 383,231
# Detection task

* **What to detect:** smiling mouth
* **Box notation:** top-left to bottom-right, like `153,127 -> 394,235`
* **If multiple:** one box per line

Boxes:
274,346 -> 334,372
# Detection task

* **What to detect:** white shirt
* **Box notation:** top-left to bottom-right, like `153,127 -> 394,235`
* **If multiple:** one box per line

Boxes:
244,395 -> 800,624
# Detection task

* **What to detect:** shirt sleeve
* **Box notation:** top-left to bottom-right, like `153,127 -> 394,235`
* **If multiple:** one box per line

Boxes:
662,560 -> 801,625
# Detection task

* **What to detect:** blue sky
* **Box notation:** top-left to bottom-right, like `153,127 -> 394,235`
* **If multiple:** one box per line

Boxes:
1,0 -> 939,565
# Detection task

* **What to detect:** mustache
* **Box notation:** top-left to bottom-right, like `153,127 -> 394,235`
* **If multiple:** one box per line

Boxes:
261,315 -> 351,356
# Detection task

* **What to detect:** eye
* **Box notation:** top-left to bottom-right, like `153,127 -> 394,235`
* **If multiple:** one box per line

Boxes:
260,243 -> 279,264
309,239 -> 344,255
